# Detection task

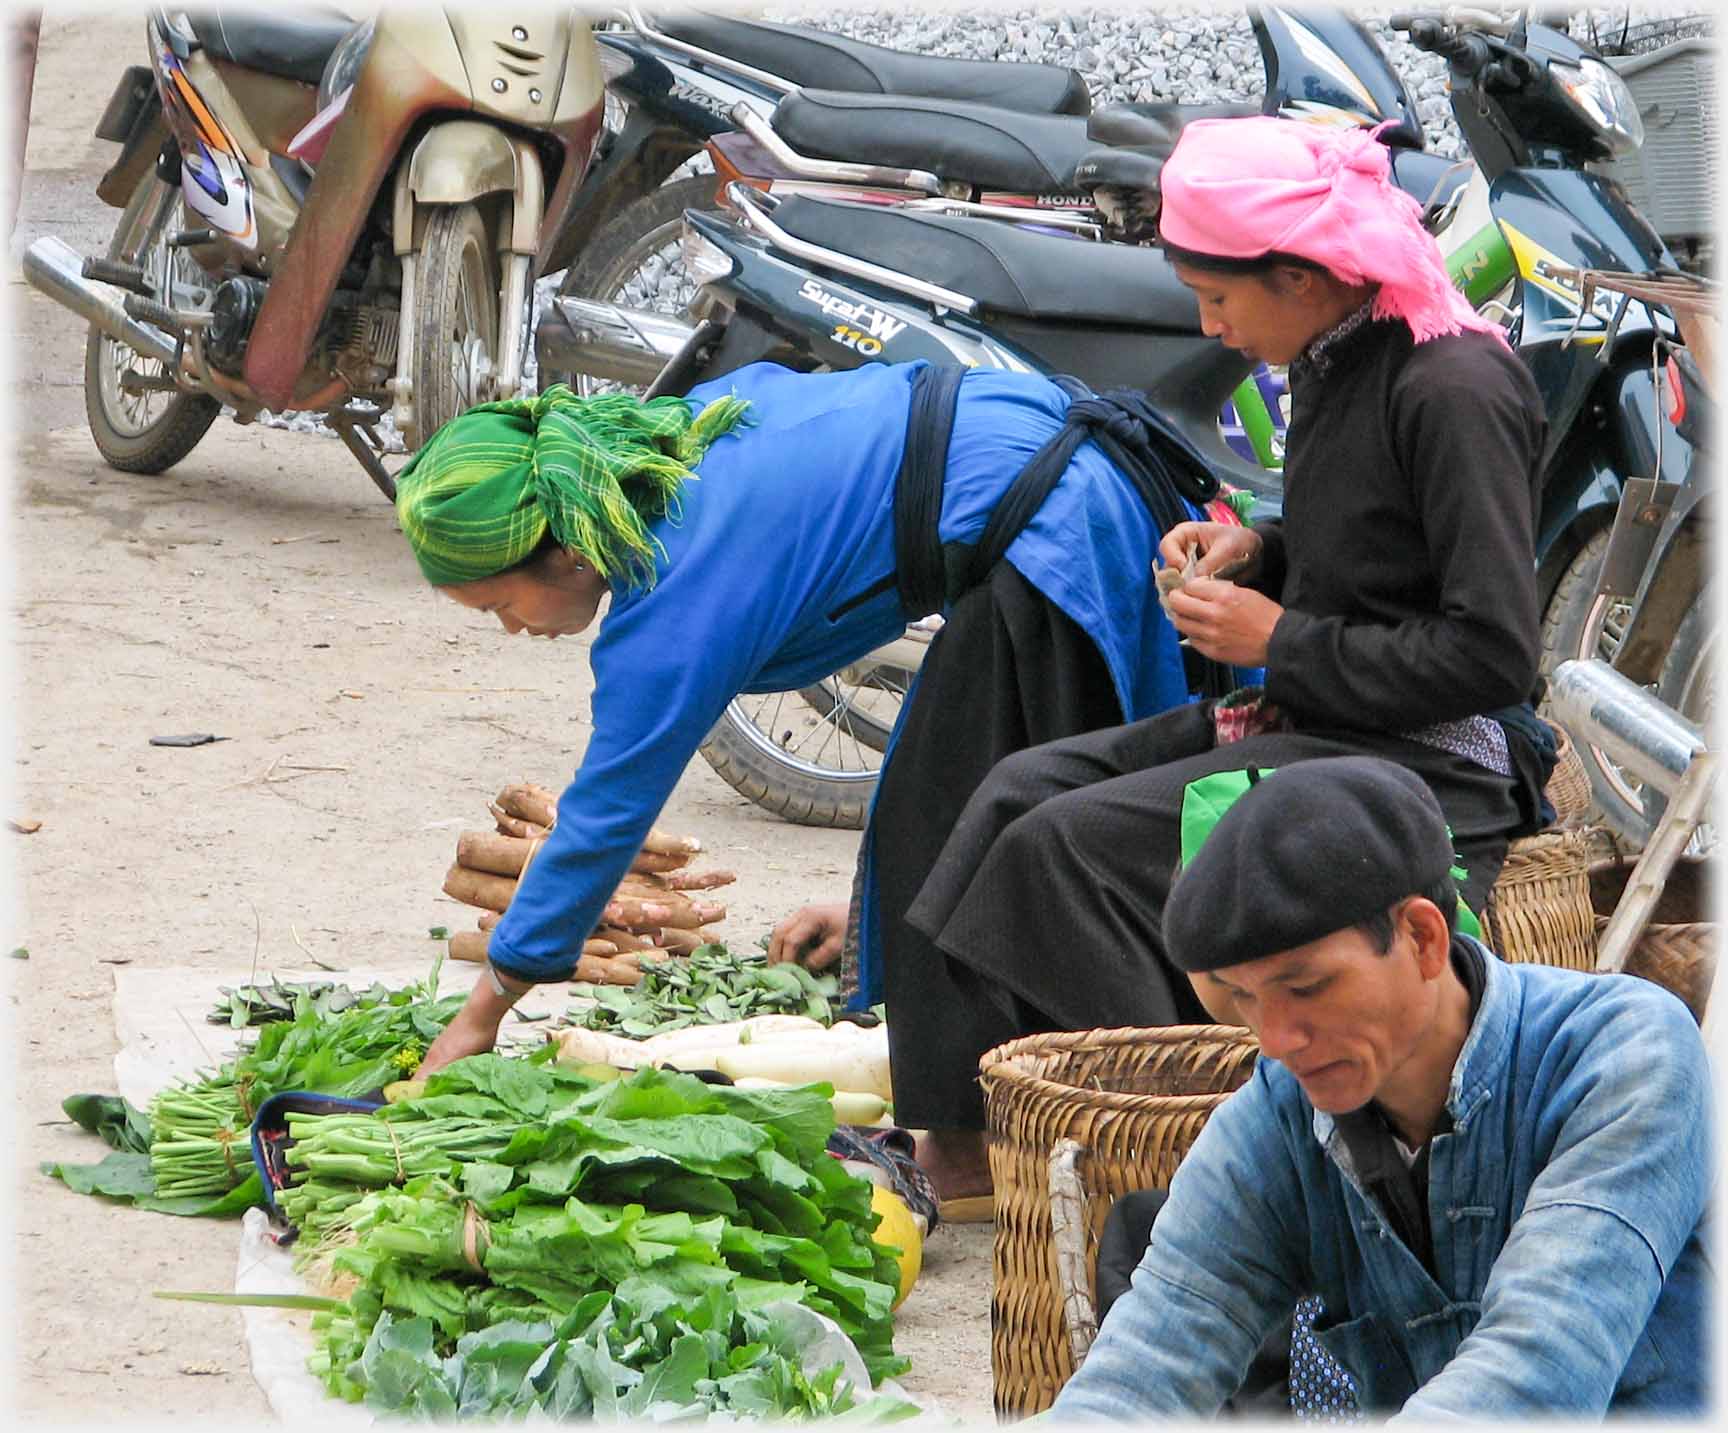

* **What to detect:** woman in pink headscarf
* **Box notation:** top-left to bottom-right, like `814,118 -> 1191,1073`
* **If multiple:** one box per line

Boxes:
863,116 -> 1556,1210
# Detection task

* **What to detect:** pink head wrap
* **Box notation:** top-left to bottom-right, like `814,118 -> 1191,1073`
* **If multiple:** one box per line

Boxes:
1157,116 -> 1505,347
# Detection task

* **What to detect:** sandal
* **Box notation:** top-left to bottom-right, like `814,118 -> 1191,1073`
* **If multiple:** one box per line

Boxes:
936,1193 -> 997,1224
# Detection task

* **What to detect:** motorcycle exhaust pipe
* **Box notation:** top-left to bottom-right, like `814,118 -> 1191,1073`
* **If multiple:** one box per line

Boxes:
1549,657 -> 1705,797
535,296 -> 697,386
22,236 -> 181,370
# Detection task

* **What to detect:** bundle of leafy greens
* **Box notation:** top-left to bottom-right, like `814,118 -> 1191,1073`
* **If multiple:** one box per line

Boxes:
42,963 -> 464,1216
568,941 -> 839,1037
324,1296 -> 920,1421
276,1052 -> 912,1409
208,977 -> 438,1029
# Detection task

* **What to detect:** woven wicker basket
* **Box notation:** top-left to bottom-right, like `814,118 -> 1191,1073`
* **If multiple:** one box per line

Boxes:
980,1025 -> 1260,1419
1545,721 -> 1596,831
1593,915 -> 1717,1022
1590,851 -> 1717,1022
1483,828 -> 1599,970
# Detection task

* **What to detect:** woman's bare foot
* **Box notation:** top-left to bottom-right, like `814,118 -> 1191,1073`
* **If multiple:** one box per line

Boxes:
916,1127 -> 993,1203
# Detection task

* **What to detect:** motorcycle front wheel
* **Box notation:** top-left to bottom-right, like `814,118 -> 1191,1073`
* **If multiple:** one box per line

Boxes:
82,174 -> 220,474
410,202 -> 500,448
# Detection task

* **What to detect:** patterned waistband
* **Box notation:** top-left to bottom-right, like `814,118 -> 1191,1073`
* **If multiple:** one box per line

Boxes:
1398,714 -> 1512,777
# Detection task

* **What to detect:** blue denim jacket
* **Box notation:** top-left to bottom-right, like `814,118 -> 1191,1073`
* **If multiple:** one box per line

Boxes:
1052,941 -> 1713,1419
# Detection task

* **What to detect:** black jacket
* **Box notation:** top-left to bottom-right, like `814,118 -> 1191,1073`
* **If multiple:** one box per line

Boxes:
1253,319 -> 1547,733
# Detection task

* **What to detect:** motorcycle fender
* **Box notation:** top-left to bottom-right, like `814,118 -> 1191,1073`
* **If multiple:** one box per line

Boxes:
1613,496 -> 1709,686
96,101 -> 170,209
1596,477 -> 1679,598
402,121 -> 517,212
395,123 -> 546,255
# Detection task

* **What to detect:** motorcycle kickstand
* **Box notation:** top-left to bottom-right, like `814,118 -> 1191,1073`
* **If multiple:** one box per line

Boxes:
330,409 -> 399,502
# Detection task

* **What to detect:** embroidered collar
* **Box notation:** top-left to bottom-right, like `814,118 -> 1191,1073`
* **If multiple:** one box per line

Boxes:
1291,300 -> 1376,382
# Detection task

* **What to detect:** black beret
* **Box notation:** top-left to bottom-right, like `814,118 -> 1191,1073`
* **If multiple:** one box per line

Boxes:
1164,757 -> 1454,973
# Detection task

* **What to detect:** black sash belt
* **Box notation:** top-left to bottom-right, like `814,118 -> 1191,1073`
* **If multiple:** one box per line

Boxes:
840,363 -> 1225,623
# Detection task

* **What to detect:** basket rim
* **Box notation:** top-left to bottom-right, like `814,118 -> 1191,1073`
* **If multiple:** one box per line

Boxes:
979,1024 -> 1260,1113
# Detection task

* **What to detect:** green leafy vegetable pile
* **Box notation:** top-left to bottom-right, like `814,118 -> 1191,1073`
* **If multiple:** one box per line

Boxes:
276,1052 -> 912,1412
568,942 -> 839,1038
208,978 -> 438,1029
339,1297 -> 918,1421
42,968 -> 464,1216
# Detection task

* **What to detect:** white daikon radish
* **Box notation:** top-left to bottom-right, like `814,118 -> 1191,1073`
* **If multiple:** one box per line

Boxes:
641,1014 -> 824,1057
714,1041 -> 893,1102
830,1089 -> 888,1124
555,1027 -> 652,1069
746,1020 -> 880,1043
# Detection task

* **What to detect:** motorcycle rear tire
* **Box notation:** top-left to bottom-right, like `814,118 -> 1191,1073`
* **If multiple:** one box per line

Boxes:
1640,589 -> 1714,851
698,692 -> 879,831
409,202 -> 500,449
1539,526 -> 1652,844
82,175 -> 219,475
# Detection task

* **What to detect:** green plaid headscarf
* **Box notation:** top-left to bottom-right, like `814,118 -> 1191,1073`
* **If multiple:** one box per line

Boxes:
394,383 -> 752,590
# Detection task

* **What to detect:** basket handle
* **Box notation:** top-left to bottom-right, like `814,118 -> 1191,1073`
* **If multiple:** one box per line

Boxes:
1050,1138 -> 1100,1370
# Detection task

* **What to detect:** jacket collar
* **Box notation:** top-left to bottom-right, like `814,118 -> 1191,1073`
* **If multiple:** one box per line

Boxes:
1290,301 -> 1377,383
1312,935 -> 1511,1166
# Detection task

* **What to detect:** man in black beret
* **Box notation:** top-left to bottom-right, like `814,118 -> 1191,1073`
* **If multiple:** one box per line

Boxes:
1053,756 -> 1712,1420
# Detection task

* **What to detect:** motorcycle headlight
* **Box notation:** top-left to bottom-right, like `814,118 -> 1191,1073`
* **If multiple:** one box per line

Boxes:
317,18 -> 376,114
1552,56 -> 1645,157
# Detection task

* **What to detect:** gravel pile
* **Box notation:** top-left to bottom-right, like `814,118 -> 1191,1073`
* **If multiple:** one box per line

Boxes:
761,2 -> 1711,159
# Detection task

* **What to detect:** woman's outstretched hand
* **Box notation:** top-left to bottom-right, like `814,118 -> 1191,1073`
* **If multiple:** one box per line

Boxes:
415,967 -> 529,1076
767,903 -> 848,971
1158,521 -> 1263,582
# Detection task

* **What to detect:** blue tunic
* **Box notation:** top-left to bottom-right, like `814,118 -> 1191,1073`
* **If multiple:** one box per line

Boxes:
486,360 -> 1210,986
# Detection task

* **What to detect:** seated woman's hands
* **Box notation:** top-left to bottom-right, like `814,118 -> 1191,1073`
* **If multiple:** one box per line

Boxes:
1159,522 -> 1283,667
767,902 -> 848,971
1159,521 -> 1264,582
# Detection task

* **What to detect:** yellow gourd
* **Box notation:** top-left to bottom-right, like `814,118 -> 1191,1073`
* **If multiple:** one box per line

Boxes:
870,1186 -> 923,1310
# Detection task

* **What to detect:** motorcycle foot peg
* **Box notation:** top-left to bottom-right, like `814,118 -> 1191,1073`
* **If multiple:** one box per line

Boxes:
81,256 -> 153,296
169,228 -> 218,249
120,368 -> 180,395
122,291 -> 211,333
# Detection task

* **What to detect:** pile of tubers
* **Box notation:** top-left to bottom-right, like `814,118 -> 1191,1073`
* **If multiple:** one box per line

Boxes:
442,782 -> 735,985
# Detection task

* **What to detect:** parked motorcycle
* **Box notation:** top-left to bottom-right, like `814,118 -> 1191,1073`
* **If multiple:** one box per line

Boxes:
23,5 -> 605,494
1386,8 -> 1698,840
540,2 -> 1098,394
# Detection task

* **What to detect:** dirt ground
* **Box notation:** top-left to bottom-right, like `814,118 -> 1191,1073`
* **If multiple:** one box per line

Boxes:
5,10 -> 994,1424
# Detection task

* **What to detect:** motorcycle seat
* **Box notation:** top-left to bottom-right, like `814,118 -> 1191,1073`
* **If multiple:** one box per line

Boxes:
654,12 -> 1090,116
773,90 -> 1093,195
1072,144 -> 1174,194
1086,99 -> 1262,147
1388,148 -> 1472,224
185,6 -> 355,88
771,194 -> 1202,331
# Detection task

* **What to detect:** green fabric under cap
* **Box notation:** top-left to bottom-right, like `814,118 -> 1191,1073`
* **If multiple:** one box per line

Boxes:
394,383 -> 753,589
1176,764 -> 1482,947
